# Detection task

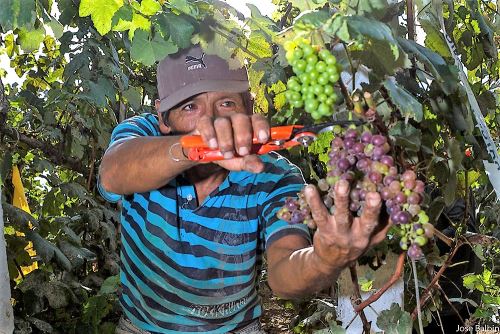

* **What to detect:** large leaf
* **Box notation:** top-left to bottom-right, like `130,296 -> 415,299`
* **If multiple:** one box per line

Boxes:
343,0 -> 388,17
155,12 -> 196,49
79,0 -> 124,35
99,275 -> 120,294
113,11 -> 151,40
397,37 -> 458,95
388,123 -> 422,152
291,0 -> 328,12
139,0 -> 161,16
18,27 -> 45,52
26,231 -> 72,271
376,303 -> 412,334
130,30 -> 178,66
384,78 -> 423,122
0,0 -> 35,30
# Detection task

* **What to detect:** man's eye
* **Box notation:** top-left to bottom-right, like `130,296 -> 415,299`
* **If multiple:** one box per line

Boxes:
182,103 -> 196,111
221,101 -> 236,108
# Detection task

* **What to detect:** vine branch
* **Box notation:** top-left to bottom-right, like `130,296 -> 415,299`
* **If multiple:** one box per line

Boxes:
354,252 -> 406,313
349,264 -> 371,333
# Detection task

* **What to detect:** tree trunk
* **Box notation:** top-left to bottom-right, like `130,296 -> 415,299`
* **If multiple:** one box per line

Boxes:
0,187 -> 14,334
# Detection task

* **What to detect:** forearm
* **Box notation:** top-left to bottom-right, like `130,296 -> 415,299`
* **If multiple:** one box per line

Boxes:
99,136 -> 196,194
268,246 -> 343,300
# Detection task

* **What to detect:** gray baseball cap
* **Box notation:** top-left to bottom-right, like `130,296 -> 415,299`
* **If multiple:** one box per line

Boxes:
157,44 -> 250,113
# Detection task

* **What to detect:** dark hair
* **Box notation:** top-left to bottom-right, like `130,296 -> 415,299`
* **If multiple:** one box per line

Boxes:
161,91 -> 254,127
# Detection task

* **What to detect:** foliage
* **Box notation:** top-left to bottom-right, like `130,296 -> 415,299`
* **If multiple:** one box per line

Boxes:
0,0 -> 499,332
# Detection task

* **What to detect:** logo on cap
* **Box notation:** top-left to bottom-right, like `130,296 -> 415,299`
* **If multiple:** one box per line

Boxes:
185,53 -> 206,71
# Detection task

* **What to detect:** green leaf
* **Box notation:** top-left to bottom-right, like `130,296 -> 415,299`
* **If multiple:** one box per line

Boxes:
123,86 -> 143,110
18,27 -> 45,52
131,30 -> 178,66
397,37 -> 458,95
444,139 -> 462,206
99,275 -> 120,294
0,0 -> 35,30
308,131 -> 334,165
343,0 -> 388,17
291,0 -> 328,12
47,19 -> 64,39
388,123 -> 421,152
384,78 -> 423,122
113,10 -> 151,40
139,0 -> 161,15
79,0 -> 124,35
59,240 -> 96,269
293,9 -> 331,30
155,12 -> 195,49
376,303 -> 412,334
26,231 -> 72,271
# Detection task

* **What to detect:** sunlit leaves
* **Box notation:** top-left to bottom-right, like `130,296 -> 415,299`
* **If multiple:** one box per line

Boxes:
384,78 -> 423,122
139,0 -> 162,16
290,0 -> 328,12
18,27 -> 45,52
130,30 -> 178,66
79,0 -> 124,35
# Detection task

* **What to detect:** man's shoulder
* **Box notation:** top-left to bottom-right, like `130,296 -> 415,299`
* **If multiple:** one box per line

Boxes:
115,112 -> 161,135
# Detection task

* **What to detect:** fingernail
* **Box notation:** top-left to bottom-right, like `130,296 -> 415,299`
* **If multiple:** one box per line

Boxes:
304,185 -> 315,195
337,180 -> 348,193
238,147 -> 249,156
258,130 -> 268,143
223,151 -> 234,159
367,192 -> 380,206
208,138 -> 218,149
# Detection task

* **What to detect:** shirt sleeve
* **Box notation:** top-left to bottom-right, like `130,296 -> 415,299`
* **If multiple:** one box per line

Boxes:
260,157 -> 312,251
98,114 -> 160,203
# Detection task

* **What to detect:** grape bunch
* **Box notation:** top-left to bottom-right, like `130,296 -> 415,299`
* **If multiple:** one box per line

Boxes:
277,128 -> 432,260
283,39 -> 340,120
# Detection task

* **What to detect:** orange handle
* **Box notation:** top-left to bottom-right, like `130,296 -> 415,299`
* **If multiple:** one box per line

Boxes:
180,125 -> 303,148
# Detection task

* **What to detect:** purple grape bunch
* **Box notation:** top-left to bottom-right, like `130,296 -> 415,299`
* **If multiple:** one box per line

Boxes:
277,127 -> 433,260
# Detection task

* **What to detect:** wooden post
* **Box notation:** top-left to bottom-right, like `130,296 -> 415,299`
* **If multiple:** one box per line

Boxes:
0,187 -> 14,334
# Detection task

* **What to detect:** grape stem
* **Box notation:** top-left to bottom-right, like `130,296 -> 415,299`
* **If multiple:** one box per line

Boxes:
411,258 -> 425,334
353,252 -> 406,313
349,264 -> 372,333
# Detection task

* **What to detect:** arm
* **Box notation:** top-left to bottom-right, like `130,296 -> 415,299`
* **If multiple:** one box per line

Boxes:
99,135 -> 195,195
266,181 -> 392,300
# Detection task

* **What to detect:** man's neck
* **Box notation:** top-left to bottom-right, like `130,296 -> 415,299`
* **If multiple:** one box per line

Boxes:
185,164 -> 229,205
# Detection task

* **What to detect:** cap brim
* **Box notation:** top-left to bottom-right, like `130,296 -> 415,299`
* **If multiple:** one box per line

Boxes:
158,80 -> 250,113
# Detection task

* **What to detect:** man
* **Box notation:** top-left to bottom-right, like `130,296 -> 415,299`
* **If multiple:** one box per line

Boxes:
98,45 -> 390,334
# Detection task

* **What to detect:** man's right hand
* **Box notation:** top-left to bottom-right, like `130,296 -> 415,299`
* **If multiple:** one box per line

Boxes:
194,113 -> 270,173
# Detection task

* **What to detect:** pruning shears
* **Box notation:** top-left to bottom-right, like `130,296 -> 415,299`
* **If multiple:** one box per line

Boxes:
180,120 -> 365,162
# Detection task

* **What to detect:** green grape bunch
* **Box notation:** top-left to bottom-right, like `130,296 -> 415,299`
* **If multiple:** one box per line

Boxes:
283,38 -> 341,120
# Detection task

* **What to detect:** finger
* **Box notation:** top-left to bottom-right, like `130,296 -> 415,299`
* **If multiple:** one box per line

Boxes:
333,180 -> 351,228
358,191 -> 382,237
230,113 -> 253,157
214,117 -> 235,159
303,185 -> 330,229
251,114 -> 270,143
241,154 -> 264,173
196,115 -> 217,149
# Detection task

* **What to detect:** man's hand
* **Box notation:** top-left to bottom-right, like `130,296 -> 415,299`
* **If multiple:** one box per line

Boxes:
305,179 -> 391,271
195,113 -> 270,173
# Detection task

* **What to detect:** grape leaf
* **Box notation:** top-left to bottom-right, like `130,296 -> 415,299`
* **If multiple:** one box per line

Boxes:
397,37 -> 458,95
291,0 -> 328,12
388,123 -> 421,152
155,12 -> 195,49
130,30 -> 178,66
113,12 -> 151,40
376,303 -> 412,334
384,78 -> 423,122
0,0 -> 35,30
139,0 -> 162,16
79,0 -> 124,35
18,27 -> 45,52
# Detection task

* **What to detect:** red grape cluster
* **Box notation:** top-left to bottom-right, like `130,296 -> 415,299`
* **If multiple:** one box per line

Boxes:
277,128 -> 432,259
283,38 -> 340,120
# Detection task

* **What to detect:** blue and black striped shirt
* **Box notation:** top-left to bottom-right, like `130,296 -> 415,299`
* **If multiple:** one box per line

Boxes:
99,113 -> 311,333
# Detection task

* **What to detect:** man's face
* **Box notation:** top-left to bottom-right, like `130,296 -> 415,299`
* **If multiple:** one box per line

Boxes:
158,91 -> 247,135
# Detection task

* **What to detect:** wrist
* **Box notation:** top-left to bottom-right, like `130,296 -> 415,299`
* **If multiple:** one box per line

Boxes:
311,248 -> 345,277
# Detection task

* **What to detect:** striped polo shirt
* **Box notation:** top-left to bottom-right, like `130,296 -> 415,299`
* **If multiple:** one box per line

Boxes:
98,113 -> 311,334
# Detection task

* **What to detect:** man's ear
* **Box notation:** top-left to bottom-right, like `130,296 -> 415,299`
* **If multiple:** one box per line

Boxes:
155,99 -> 171,134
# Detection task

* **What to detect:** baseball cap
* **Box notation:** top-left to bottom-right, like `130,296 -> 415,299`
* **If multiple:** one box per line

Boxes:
157,44 -> 250,113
